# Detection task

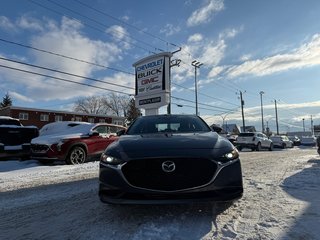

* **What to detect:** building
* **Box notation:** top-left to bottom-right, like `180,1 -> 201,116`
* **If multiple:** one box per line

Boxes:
221,124 -> 241,135
240,126 -> 257,133
0,106 -> 125,129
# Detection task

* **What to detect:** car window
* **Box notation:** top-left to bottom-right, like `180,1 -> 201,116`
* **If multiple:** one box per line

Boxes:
126,115 -> 211,135
94,126 -> 108,134
238,133 -> 254,137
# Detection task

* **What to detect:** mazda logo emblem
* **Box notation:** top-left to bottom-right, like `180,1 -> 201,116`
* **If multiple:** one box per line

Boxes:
162,161 -> 176,173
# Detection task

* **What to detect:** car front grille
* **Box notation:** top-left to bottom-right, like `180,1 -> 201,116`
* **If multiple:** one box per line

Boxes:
121,158 -> 217,191
31,144 -> 50,153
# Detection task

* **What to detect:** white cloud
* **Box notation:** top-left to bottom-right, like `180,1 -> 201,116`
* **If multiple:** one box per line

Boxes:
207,66 -> 225,78
240,54 -> 252,62
0,17 -> 130,103
9,91 -> 34,102
17,16 -> 43,31
226,34 -> 320,79
187,0 -> 224,27
0,16 -> 16,31
160,23 -> 181,36
219,27 -> 242,39
106,25 -> 131,49
188,33 -> 203,42
121,15 -> 130,21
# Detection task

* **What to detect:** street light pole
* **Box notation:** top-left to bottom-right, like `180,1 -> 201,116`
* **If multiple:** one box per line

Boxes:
259,91 -> 265,133
240,91 -> 246,132
191,60 -> 203,116
302,118 -> 305,132
274,99 -> 279,135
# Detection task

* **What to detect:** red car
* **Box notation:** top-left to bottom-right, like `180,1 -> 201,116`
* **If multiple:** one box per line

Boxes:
31,121 -> 126,164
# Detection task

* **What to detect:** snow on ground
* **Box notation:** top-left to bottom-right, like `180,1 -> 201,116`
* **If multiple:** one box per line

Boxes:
0,148 -> 320,240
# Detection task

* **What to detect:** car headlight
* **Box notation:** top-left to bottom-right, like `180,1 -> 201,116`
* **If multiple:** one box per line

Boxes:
57,139 -> 68,151
224,149 -> 239,160
218,148 -> 239,164
100,153 -> 123,165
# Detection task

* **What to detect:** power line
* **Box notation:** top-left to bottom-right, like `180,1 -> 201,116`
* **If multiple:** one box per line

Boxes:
0,57 -> 134,90
45,0 -> 165,52
171,102 -> 232,113
28,0 -> 156,54
171,96 -> 236,112
72,0 -> 176,48
0,38 -> 134,75
0,64 -> 134,96
172,82 -> 239,107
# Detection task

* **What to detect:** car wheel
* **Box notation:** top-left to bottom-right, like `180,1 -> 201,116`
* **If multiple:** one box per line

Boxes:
256,142 -> 262,151
66,146 -> 87,165
269,143 -> 273,151
237,146 -> 242,151
281,143 -> 285,149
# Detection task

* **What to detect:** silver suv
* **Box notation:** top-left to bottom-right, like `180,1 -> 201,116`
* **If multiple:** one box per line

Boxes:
236,132 -> 273,151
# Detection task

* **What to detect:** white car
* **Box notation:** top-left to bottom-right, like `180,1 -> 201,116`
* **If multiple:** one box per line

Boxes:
236,132 -> 273,151
270,135 -> 293,149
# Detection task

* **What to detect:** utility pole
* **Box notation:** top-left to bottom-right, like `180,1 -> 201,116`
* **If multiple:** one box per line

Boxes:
311,115 -> 314,135
167,47 -> 181,114
260,91 -> 265,133
240,91 -> 246,132
302,118 -> 305,132
274,99 -> 279,135
191,60 -> 203,116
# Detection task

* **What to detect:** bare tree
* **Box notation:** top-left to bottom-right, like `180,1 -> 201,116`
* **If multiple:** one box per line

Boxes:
102,93 -> 130,116
74,94 -> 132,117
73,96 -> 105,114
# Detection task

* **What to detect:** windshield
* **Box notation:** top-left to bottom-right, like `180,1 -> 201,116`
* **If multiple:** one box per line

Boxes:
126,115 -> 211,135
238,133 -> 254,137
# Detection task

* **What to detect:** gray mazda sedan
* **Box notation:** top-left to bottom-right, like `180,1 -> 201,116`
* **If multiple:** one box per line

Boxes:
99,114 -> 243,204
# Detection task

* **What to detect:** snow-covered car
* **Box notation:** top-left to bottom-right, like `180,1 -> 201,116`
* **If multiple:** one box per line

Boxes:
31,121 -> 126,164
99,114 -> 243,204
235,132 -> 273,151
269,135 -> 293,149
0,116 -> 39,159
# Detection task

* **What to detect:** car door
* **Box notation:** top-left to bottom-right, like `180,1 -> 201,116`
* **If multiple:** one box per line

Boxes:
261,133 -> 270,148
86,124 -> 112,156
89,125 -> 115,156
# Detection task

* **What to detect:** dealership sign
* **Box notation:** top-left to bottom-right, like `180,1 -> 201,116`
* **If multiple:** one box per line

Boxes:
133,52 -> 172,111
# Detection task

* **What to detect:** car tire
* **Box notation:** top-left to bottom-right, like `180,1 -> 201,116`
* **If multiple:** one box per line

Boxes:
66,146 -> 87,165
237,146 -> 242,151
269,143 -> 273,151
256,142 -> 262,151
281,143 -> 285,149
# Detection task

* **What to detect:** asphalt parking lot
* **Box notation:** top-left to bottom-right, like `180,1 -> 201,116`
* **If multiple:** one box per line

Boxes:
1,147 -> 319,240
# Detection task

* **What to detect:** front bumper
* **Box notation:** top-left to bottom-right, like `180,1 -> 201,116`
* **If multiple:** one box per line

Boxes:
99,159 -> 243,204
0,144 -> 31,159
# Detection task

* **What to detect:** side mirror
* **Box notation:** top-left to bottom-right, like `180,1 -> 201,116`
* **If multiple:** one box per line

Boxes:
211,124 -> 222,133
116,129 -> 126,136
89,131 -> 100,137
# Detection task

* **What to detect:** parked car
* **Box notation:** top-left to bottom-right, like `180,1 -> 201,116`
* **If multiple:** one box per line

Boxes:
0,116 -> 39,159
31,121 -> 126,164
300,136 -> 317,147
235,132 -> 273,151
288,135 -> 301,146
99,114 -> 243,204
269,135 -> 293,149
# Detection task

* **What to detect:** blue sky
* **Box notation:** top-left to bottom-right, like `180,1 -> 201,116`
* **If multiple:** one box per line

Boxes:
0,0 -> 320,133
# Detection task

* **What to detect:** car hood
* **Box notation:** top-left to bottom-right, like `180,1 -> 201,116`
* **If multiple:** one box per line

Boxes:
31,133 -> 86,145
106,131 -> 233,158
